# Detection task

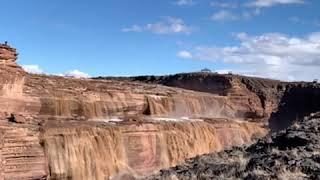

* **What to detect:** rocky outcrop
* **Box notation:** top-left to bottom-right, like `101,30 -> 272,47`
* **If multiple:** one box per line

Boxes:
144,112 -> 320,180
0,44 -> 23,75
0,44 -> 18,65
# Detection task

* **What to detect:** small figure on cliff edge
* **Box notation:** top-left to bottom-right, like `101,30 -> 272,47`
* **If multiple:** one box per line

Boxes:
4,41 -> 8,45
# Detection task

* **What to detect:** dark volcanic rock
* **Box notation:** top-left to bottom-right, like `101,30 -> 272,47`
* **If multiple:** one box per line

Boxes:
144,112 -> 320,180
269,83 -> 320,132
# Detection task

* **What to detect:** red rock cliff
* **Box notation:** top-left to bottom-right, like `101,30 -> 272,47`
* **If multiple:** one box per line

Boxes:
0,44 -> 269,179
97,73 -> 285,122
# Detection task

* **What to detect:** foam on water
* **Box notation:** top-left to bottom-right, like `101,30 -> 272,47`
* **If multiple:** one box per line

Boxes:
90,117 -> 123,123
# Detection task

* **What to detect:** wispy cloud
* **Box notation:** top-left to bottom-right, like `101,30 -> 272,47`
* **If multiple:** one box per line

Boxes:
178,32 -> 320,81
289,16 -> 320,27
177,50 -> 193,59
174,0 -> 195,6
64,70 -> 90,78
209,0 -> 305,22
211,10 -> 239,21
243,8 -> 261,18
210,9 -> 261,21
210,2 -> 238,8
22,65 -> 90,78
122,17 -> 193,35
121,25 -> 143,32
246,0 -> 305,8
22,64 -> 44,74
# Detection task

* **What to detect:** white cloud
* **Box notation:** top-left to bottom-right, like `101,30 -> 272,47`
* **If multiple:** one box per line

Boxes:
210,2 -> 238,8
64,69 -> 90,78
208,0 -> 305,22
245,8 -> 261,18
247,0 -> 305,8
174,0 -> 194,6
177,50 -> 193,59
122,17 -> 193,35
22,65 -> 90,78
215,69 -> 233,74
181,32 -> 320,81
211,9 -> 261,21
211,10 -> 239,21
22,64 -> 44,74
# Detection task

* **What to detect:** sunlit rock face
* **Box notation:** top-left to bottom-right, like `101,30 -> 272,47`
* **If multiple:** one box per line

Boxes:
145,112 -> 320,180
1,69 -> 259,123
97,73 -> 285,122
0,121 -> 47,179
42,118 -> 267,179
3,44 -> 317,179
0,44 -> 18,65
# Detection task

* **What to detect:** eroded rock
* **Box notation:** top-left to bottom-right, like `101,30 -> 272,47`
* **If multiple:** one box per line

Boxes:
145,112 -> 320,180
1,44 -> 320,179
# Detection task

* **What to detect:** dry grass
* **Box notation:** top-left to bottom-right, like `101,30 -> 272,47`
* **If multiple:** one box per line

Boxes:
278,168 -> 307,180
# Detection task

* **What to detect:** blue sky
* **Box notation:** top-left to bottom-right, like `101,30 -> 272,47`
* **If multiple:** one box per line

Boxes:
1,0 -> 319,81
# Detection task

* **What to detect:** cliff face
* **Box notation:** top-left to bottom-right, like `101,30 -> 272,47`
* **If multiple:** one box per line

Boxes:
95,73 -> 285,122
145,112 -> 320,180
0,44 -> 18,66
0,44 -> 268,179
43,119 -> 266,179
0,121 -> 47,179
269,83 -> 320,132
2,73 -> 252,121
2,44 -> 319,179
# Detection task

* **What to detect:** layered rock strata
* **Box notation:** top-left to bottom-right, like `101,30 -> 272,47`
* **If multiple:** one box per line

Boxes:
43,118 -> 266,179
145,112 -> 320,180
2,43 -> 319,179
95,73 -> 285,122
0,44 -> 268,179
98,73 -> 320,132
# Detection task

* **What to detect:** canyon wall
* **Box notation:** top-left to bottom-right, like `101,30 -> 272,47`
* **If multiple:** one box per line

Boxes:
0,44 -> 269,179
103,74 -> 320,132
0,117 -> 266,179
97,73 -> 285,122
145,112 -> 320,179
43,119 -> 266,179
269,83 -> 320,131
3,44 -> 319,179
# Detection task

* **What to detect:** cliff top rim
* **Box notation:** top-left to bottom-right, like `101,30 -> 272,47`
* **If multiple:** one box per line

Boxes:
0,43 -> 16,50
